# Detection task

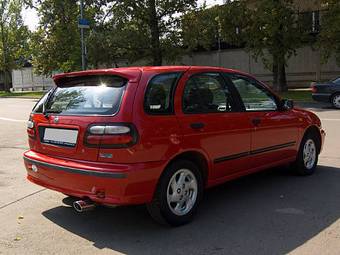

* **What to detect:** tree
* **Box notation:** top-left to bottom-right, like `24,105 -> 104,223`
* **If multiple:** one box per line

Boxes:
107,0 -> 197,66
182,1 -> 249,55
218,1 -> 250,48
182,5 -> 219,52
30,0 -> 84,75
0,0 -> 30,91
246,0 -> 302,92
319,0 -> 340,66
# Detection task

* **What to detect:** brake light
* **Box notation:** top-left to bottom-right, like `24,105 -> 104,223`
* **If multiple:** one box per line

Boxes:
85,124 -> 138,148
311,86 -> 317,93
27,114 -> 36,139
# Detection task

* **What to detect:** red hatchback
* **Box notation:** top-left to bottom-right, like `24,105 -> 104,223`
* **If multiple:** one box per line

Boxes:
24,66 -> 325,226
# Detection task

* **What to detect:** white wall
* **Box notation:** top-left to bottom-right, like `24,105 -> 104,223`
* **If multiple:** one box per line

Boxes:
12,67 -> 54,91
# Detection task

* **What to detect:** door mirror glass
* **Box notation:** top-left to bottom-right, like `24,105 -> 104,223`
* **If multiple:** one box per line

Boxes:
282,99 -> 294,110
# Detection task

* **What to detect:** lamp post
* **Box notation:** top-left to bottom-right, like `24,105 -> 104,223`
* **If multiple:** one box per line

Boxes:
79,0 -> 89,70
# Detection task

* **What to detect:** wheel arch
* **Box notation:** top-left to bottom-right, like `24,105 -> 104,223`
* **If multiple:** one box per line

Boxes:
302,125 -> 322,154
163,150 -> 210,186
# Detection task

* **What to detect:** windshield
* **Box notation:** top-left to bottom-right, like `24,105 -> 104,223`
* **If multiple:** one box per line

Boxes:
33,75 -> 127,115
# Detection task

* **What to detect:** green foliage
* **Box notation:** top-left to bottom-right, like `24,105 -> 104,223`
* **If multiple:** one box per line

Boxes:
182,1 -> 249,52
30,0 -> 83,75
246,0 -> 301,69
0,0 -> 30,91
103,0 -> 197,65
218,1 -> 249,47
31,0 -> 197,73
245,0 -> 303,91
319,0 -> 340,65
182,5 -> 219,52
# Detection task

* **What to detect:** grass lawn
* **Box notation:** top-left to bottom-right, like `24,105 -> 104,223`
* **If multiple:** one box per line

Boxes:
0,91 -> 45,99
279,90 -> 313,102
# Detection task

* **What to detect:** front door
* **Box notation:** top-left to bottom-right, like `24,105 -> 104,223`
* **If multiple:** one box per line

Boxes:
225,73 -> 299,169
175,69 -> 253,181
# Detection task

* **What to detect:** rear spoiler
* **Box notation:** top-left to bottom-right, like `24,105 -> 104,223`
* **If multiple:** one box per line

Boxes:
53,68 -> 142,85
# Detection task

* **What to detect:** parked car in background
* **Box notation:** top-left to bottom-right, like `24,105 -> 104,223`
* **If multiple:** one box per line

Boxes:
24,66 -> 325,226
311,77 -> 340,109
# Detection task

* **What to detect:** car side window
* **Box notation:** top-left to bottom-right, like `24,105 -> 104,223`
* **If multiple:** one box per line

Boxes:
144,72 -> 181,115
182,73 -> 234,114
228,74 -> 278,111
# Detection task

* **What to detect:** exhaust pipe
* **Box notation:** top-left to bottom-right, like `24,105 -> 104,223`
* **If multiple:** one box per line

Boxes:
73,200 -> 95,212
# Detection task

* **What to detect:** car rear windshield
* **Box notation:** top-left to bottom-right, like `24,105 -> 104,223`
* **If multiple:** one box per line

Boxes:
33,75 -> 127,115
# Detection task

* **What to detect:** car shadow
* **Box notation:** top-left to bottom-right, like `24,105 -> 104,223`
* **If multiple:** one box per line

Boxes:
42,165 -> 340,255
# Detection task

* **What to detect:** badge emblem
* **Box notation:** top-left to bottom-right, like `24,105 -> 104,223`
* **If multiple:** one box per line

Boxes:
54,117 -> 59,124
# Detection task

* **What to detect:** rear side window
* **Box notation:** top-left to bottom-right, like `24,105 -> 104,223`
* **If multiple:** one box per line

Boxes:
40,76 -> 127,115
144,72 -> 181,115
183,73 -> 234,113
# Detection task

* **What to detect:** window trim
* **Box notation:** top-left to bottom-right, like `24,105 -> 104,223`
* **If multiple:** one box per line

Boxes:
182,72 -> 240,115
143,72 -> 183,116
223,73 -> 281,113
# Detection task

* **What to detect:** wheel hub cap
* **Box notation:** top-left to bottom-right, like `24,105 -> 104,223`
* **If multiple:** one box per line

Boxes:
333,95 -> 340,108
303,139 -> 316,170
167,169 -> 198,216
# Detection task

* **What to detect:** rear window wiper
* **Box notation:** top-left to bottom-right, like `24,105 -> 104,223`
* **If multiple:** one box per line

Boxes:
45,109 -> 62,114
43,109 -> 62,118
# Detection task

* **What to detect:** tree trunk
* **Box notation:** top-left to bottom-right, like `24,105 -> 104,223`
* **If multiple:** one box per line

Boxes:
148,0 -> 162,66
278,62 -> 287,92
272,55 -> 279,91
3,69 -> 11,92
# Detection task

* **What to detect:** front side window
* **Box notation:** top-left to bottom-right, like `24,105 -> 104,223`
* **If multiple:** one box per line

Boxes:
228,74 -> 277,111
144,72 -> 181,114
183,73 -> 234,114
37,75 -> 127,115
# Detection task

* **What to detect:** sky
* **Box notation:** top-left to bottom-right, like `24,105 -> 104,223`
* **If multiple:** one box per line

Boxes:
22,0 -> 224,31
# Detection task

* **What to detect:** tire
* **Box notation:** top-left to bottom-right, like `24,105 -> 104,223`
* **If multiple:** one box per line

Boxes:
147,160 -> 204,227
331,93 -> 340,109
292,132 -> 319,176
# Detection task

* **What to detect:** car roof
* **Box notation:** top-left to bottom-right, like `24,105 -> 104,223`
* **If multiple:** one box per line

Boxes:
52,66 -> 251,84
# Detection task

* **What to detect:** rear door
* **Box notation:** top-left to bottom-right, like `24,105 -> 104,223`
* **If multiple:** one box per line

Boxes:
225,73 -> 299,168
29,74 -> 139,161
175,69 -> 253,180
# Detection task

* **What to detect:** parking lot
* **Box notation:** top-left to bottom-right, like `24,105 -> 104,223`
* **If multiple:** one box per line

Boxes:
0,98 -> 340,255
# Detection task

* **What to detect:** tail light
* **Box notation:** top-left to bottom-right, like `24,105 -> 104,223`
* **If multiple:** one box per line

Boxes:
85,123 -> 138,148
27,114 -> 36,139
311,85 -> 317,93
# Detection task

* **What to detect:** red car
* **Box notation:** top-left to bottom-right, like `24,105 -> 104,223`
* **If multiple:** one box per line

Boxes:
24,66 -> 325,226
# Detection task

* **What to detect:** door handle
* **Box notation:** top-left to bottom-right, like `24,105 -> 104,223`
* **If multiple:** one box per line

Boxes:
190,122 -> 205,129
252,118 -> 261,126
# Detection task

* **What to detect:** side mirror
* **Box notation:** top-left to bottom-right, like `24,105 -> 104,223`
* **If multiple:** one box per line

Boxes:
281,99 -> 294,110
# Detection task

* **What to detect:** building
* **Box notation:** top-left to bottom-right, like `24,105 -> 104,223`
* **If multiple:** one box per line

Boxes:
11,67 -> 54,91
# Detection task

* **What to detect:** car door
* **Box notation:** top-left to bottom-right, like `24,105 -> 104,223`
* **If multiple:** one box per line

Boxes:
224,73 -> 299,169
175,69 -> 253,181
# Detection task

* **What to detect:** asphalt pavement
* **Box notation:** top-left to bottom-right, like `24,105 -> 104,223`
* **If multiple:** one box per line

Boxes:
0,98 -> 339,255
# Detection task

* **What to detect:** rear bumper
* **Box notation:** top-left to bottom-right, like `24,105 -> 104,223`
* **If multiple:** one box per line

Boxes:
312,93 -> 331,103
23,150 -> 165,205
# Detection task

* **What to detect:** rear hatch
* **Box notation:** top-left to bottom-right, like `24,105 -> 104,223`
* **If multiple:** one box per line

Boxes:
28,70 -> 140,161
